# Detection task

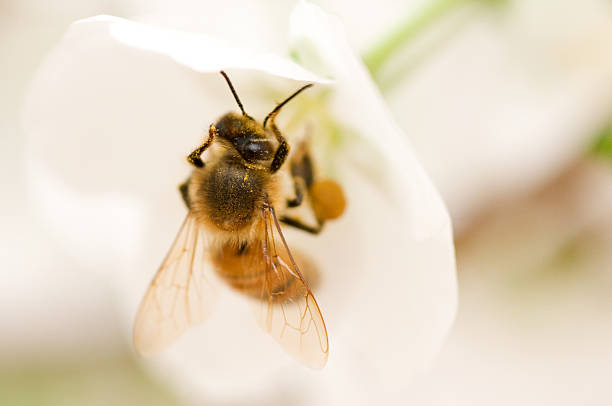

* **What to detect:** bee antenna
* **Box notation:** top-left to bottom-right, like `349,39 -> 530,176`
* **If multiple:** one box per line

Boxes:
220,71 -> 247,116
263,83 -> 313,129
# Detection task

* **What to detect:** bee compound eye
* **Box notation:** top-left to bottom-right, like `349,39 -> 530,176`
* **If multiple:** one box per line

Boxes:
236,138 -> 273,162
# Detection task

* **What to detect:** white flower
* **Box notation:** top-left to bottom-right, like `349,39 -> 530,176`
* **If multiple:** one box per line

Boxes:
23,2 -> 456,404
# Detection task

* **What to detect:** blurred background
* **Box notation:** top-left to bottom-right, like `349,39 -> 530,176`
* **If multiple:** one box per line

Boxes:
2,0 -> 612,404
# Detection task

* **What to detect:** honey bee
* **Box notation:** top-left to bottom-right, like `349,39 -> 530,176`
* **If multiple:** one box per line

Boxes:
133,71 -> 345,369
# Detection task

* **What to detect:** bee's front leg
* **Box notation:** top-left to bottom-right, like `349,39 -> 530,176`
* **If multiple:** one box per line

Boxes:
268,116 -> 289,174
187,124 -> 216,168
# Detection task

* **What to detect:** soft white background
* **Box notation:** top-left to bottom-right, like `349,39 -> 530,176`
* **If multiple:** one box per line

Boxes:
2,0 -> 612,405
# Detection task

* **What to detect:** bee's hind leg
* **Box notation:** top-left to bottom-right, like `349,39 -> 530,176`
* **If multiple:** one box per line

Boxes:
287,177 -> 306,208
280,216 -> 323,235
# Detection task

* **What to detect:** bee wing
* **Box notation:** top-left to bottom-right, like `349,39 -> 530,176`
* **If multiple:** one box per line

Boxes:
133,215 -> 217,356
253,204 -> 329,369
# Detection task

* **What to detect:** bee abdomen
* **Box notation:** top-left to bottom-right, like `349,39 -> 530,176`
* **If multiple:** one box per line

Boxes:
212,241 -> 298,301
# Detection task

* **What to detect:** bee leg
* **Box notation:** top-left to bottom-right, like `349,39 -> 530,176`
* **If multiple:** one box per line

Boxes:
280,216 -> 323,235
268,114 -> 289,174
187,124 -> 216,167
264,83 -> 312,173
290,149 -> 314,189
287,177 -> 306,208
178,178 -> 191,209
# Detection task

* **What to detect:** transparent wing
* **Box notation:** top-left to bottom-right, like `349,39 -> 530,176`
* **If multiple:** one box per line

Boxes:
252,203 -> 329,369
133,215 -> 217,356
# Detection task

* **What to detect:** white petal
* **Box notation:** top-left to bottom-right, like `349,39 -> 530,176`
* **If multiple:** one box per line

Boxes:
76,15 -> 329,83
289,0 -> 457,400
292,1 -> 450,241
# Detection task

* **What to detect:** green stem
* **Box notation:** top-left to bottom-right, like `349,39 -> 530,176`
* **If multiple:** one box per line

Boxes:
363,0 -> 466,78
592,123 -> 612,160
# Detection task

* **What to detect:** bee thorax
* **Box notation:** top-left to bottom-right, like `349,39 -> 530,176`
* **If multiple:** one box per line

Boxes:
188,158 -> 276,234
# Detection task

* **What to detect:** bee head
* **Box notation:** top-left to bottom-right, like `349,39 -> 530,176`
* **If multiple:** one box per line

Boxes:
214,112 -> 274,164
216,71 -> 312,168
